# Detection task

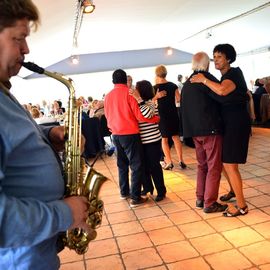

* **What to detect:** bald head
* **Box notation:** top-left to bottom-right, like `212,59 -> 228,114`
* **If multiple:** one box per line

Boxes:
192,52 -> 210,72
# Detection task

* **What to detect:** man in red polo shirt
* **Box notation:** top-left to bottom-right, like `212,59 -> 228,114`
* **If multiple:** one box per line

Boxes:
104,69 -> 159,208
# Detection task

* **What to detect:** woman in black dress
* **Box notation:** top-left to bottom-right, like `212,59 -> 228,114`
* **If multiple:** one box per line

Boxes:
190,44 -> 251,217
154,65 -> 186,170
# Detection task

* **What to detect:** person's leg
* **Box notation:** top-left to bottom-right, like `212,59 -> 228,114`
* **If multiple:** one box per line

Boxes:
172,135 -> 184,162
223,163 -> 246,209
193,137 -> 207,203
161,137 -> 172,164
222,167 -> 233,190
141,144 -> 154,194
203,135 -> 223,207
113,135 -> 130,197
172,135 -> 186,169
123,134 -> 144,201
219,166 -> 236,201
145,141 -> 166,197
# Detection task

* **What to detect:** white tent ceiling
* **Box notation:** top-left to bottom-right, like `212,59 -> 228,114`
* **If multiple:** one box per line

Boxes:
20,0 -> 270,77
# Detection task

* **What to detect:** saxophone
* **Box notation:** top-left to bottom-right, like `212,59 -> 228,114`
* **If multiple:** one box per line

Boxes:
22,62 -> 108,255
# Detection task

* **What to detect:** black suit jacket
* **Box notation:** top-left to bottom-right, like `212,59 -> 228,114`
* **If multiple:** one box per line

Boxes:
181,71 -> 223,138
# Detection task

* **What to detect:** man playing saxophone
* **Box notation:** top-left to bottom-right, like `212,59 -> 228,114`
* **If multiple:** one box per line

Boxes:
0,1 -> 92,269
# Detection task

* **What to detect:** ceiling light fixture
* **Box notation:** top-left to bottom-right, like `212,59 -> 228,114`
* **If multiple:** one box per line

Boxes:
167,47 -> 173,56
70,55 -> 79,65
82,0 -> 95,14
178,2 -> 270,45
205,30 -> 212,39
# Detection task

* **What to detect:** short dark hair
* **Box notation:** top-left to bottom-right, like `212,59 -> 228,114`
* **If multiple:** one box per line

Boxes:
56,100 -> 62,108
213,44 -> 237,64
112,69 -> 127,84
136,80 -> 154,101
0,0 -> 40,33
255,79 -> 264,87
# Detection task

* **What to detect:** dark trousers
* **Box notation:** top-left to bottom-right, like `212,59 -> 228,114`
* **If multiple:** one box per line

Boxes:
113,134 -> 143,201
193,135 -> 222,208
177,106 -> 183,136
142,141 -> 166,196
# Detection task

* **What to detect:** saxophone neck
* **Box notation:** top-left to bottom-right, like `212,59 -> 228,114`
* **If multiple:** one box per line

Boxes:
22,61 -> 75,96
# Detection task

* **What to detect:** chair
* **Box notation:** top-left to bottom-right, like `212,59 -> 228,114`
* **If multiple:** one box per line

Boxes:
99,114 -> 111,137
81,118 -> 105,158
260,94 -> 270,123
99,115 -> 115,156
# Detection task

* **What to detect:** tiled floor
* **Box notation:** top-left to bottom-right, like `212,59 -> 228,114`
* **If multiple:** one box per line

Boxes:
59,127 -> 270,270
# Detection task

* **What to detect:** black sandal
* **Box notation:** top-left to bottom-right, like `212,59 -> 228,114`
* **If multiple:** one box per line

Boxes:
223,205 -> 248,217
219,191 -> 235,202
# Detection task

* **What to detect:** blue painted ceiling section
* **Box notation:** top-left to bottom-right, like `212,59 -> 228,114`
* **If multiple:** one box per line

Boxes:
25,47 -> 193,79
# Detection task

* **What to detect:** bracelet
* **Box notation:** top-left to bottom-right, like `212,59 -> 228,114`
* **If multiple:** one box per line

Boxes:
139,100 -> 145,106
137,97 -> 143,103
203,79 -> 208,85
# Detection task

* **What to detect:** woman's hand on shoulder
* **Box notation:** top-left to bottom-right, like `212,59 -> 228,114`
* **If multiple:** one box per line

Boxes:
190,73 -> 206,84
153,89 -> 167,101
129,88 -> 141,101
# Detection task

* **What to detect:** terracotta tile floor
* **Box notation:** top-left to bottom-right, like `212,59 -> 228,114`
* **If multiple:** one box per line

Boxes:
59,127 -> 270,270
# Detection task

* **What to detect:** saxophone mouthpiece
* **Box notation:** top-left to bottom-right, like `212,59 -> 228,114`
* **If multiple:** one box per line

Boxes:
22,62 -> 45,75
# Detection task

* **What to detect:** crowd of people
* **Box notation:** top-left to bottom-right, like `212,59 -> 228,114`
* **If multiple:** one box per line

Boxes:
103,44 -> 260,217
1,0 -> 270,269
251,78 -> 270,123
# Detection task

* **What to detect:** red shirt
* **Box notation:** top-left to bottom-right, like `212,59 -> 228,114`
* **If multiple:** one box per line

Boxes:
104,84 -> 159,135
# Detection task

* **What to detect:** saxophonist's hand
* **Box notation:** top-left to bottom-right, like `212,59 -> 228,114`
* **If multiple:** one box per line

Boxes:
80,134 -> 86,155
64,196 -> 93,234
49,126 -> 86,154
48,126 -> 65,151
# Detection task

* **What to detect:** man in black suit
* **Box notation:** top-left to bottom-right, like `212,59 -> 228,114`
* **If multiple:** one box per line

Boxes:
181,52 -> 227,213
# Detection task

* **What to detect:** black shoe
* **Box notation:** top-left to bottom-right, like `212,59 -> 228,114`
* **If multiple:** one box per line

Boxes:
106,147 -> 115,156
179,161 -> 187,169
203,202 -> 228,213
155,194 -> 166,202
196,200 -> 204,209
219,191 -> 235,202
130,197 -> 148,208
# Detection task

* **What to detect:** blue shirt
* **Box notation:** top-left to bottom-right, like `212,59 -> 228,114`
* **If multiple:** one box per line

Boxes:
0,88 -> 73,270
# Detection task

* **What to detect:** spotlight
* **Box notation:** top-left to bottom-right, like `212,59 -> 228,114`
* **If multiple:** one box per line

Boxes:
167,47 -> 173,56
71,55 -> 79,65
82,0 -> 95,14
205,30 -> 212,39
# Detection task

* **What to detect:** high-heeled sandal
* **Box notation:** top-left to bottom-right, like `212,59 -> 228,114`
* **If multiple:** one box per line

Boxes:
223,205 -> 248,217
162,163 -> 174,170
219,191 -> 235,202
179,161 -> 187,169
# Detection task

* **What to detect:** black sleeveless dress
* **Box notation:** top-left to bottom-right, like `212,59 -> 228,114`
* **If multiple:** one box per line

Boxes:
154,82 -> 179,137
219,67 -> 251,164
